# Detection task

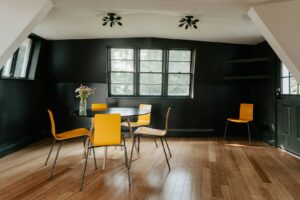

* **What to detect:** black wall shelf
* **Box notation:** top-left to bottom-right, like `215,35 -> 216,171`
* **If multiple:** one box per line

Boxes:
223,75 -> 270,80
226,57 -> 270,64
223,56 -> 271,81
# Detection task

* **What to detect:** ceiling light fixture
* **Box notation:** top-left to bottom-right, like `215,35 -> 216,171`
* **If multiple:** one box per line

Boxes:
102,13 -> 122,27
179,16 -> 199,29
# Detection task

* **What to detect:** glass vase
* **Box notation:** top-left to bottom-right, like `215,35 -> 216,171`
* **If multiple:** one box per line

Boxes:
79,99 -> 87,116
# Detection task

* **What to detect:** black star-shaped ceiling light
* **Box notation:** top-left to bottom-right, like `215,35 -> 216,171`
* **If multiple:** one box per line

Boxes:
179,16 -> 199,29
102,13 -> 122,27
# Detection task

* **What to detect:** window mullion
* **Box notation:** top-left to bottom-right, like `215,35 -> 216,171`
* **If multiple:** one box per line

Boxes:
135,48 -> 139,97
163,49 -> 168,97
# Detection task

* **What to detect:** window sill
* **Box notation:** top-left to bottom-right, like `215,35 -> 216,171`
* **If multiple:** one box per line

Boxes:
0,77 -> 34,81
108,96 -> 193,99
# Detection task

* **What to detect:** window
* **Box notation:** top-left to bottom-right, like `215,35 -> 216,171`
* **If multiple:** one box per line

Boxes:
139,49 -> 163,96
168,50 -> 192,96
281,63 -> 300,95
1,38 -> 32,79
108,48 -> 195,97
109,48 -> 134,95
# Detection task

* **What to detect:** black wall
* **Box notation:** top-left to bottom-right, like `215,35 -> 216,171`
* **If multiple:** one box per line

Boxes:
44,38 -> 277,141
0,37 -> 278,158
0,39 -> 49,157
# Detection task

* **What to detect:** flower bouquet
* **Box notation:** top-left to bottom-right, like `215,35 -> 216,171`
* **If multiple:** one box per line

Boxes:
75,84 -> 95,115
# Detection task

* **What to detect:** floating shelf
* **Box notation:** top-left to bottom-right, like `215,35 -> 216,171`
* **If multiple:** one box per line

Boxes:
223,75 -> 270,80
226,57 -> 270,64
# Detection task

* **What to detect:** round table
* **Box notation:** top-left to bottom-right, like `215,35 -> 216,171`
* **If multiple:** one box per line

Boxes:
72,107 -> 150,169
71,107 -> 150,118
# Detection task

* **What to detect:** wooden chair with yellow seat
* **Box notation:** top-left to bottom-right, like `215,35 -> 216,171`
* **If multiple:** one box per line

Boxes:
129,108 -> 172,171
46,109 -> 96,180
121,104 -> 158,150
223,103 -> 254,143
80,114 -> 131,191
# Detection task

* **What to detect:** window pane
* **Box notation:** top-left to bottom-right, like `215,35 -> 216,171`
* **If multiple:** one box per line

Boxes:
169,61 -> 190,73
140,73 -> 162,84
281,64 -> 289,77
111,84 -> 134,95
282,77 -> 289,94
2,57 -> 13,77
290,76 -> 298,94
168,85 -> 190,96
14,38 -> 32,78
168,74 -> 190,85
111,48 -> 133,60
111,60 -> 134,71
140,49 -> 162,60
111,72 -> 133,84
140,61 -> 162,72
169,50 -> 191,61
140,85 -> 162,95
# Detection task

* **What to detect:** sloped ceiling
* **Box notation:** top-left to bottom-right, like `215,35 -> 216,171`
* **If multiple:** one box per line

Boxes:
33,0 -> 287,44
249,0 -> 300,82
0,0 -> 53,67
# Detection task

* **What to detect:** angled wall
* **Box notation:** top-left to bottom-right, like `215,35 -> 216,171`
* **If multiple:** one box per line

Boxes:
0,0 -> 53,67
248,0 -> 300,82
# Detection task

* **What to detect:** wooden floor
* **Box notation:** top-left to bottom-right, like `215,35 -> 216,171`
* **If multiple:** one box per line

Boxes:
0,138 -> 299,200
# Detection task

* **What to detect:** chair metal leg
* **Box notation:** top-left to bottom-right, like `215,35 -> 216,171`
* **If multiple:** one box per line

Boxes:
49,141 -> 63,180
80,148 -> 89,191
223,121 -> 229,140
160,137 -> 171,171
82,136 -> 86,148
154,138 -> 158,147
45,139 -> 56,166
137,136 -> 140,152
247,123 -> 251,144
92,145 -> 97,170
123,138 -> 131,186
129,136 -> 137,169
164,137 -> 172,158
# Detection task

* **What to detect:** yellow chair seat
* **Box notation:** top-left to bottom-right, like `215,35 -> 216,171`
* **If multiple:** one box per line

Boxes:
134,127 -> 167,136
56,128 -> 89,140
227,118 -> 252,123
121,121 -> 150,127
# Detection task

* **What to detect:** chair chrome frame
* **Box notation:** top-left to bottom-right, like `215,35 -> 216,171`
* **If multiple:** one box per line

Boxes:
80,136 -> 131,191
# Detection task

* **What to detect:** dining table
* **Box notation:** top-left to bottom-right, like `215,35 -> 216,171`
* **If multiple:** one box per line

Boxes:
71,107 -> 151,169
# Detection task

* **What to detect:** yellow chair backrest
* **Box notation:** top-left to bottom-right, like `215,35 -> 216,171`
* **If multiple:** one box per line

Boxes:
92,114 -> 121,146
47,109 -> 57,139
138,104 -> 152,124
239,103 -> 254,121
91,103 -> 108,111
165,107 -> 171,130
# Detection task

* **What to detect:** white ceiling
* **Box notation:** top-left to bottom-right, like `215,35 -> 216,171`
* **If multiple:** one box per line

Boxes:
33,0 -> 287,44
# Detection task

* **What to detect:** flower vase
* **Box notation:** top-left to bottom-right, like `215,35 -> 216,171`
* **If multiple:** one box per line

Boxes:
79,99 -> 87,116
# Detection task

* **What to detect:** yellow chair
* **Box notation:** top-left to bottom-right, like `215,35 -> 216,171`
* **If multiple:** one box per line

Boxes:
122,104 -> 158,149
80,114 -> 131,191
130,108 -> 172,171
122,104 -> 152,127
91,103 -> 108,111
46,109 -> 92,180
91,103 -> 109,169
223,103 -> 254,143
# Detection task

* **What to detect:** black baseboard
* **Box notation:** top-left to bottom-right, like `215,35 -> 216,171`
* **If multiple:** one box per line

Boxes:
168,129 -> 215,137
0,134 -> 46,158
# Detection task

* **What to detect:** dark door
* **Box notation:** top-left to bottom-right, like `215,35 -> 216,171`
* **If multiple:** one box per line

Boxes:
277,96 -> 300,155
